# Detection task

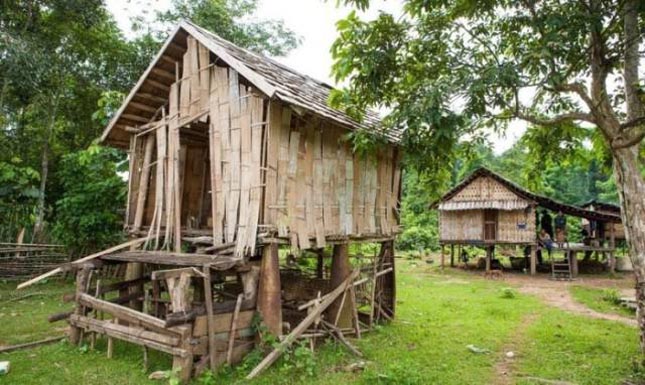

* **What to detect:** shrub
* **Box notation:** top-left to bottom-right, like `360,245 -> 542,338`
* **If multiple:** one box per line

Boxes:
500,287 -> 517,299
52,145 -> 126,257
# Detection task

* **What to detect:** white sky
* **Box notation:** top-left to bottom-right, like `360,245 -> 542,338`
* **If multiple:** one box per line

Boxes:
106,0 -> 524,154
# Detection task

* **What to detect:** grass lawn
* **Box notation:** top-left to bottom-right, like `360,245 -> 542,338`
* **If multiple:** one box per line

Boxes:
0,261 -> 641,385
570,285 -> 635,318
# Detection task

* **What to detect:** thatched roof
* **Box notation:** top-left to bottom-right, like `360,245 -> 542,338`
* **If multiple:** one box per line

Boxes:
100,21 -> 398,148
434,167 -> 621,223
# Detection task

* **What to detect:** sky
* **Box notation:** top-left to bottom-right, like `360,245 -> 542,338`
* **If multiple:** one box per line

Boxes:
105,0 -> 525,154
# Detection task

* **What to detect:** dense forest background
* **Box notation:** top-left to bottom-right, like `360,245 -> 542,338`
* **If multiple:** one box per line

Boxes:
0,0 -> 619,256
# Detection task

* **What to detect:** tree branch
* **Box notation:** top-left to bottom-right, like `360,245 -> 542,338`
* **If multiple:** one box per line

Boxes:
611,126 -> 645,149
515,110 -> 595,126
546,82 -> 595,111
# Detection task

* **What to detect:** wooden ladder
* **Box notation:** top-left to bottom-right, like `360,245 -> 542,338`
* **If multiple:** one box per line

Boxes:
551,252 -> 572,281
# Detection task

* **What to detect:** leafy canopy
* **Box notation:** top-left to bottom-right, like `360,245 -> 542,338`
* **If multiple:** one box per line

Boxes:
330,0 -> 645,178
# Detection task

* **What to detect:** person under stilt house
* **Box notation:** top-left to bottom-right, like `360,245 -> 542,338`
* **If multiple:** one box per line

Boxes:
554,210 -> 567,246
540,210 -> 554,239
537,228 -> 553,264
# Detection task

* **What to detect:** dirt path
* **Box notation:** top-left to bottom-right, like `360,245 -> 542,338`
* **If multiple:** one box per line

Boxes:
493,313 -> 539,385
504,275 -> 637,327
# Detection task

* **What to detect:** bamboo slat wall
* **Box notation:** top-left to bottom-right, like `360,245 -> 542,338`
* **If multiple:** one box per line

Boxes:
264,102 -> 401,252
124,37 -> 401,256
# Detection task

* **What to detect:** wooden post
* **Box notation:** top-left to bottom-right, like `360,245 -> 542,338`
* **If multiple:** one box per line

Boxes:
485,246 -> 491,272
609,222 -> 616,274
316,249 -> 324,279
257,243 -> 282,336
328,243 -> 353,329
69,266 -> 92,345
202,264 -> 217,371
571,251 -> 579,278
530,245 -> 536,276
450,244 -> 455,267
168,271 -> 193,384
441,244 -> 445,269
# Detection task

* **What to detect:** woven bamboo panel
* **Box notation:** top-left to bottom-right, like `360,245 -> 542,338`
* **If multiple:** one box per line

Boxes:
439,210 -> 483,241
497,209 -> 535,243
260,103 -> 401,251
450,176 -> 520,202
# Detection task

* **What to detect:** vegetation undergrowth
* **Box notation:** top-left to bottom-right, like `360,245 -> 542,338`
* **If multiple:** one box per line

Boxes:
570,286 -> 635,318
0,262 -> 640,385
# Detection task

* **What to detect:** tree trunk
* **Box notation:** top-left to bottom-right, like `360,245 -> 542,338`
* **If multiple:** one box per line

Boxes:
33,96 -> 59,242
612,145 -> 645,353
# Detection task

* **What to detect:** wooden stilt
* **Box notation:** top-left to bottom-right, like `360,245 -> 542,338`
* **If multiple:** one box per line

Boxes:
530,244 -> 536,275
257,243 -> 282,336
328,243 -> 352,329
441,244 -> 446,269
202,264 -> 217,371
450,244 -> 455,267
485,246 -> 492,272
316,249 -> 324,279
69,266 -> 92,345
609,222 -> 616,274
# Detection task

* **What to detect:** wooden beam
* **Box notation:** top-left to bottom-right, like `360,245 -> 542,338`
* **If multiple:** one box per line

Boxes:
226,294 -> 244,365
17,237 -> 152,289
129,101 -> 157,113
151,67 -> 177,82
203,264 -> 217,371
151,267 -> 205,281
137,92 -> 167,104
122,113 -> 153,123
77,293 -> 173,334
70,314 -> 187,357
145,78 -> 171,92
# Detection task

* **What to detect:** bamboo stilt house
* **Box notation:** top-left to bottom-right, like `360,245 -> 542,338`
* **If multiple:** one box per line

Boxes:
432,168 -> 620,276
18,21 -> 401,383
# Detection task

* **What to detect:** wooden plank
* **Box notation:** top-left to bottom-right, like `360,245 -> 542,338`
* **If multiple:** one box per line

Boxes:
227,69 -> 241,243
165,83 -> 179,248
188,37 -> 200,117
236,85 -> 251,256
312,124 -> 325,247
245,95 -> 265,254
192,309 -> 255,337
203,264 -> 217,370
133,135 -> 155,231
246,269 -> 360,379
77,293 -> 172,334
150,119 -> 167,249
180,51 -> 191,118
227,294 -> 244,364
17,237 -> 151,289
198,42 -> 210,113
276,108 -> 292,236
264,101 -> 281,226
70,314 -> 179,346
151,267 -> 204,281
69,314 -> 187,357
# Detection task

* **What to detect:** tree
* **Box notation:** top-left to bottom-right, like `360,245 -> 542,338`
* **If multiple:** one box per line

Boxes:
331,0 -> 645,350
0,1 -> 144,241
145,0 -> 300,56
52,145 -> 126,257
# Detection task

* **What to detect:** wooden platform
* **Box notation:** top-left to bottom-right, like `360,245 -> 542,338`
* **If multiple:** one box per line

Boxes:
101,251 -> 240,269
